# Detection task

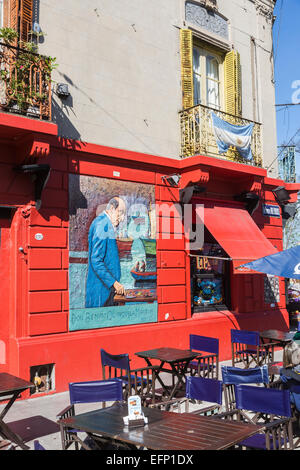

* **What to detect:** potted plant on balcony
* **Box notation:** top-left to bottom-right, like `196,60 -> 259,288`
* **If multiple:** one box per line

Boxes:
0,27 -> 57,119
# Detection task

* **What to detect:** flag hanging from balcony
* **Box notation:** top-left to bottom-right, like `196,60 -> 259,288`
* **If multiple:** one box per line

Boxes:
211,112 -> 254,161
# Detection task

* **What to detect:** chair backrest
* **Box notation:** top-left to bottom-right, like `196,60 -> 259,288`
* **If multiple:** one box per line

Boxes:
221,365 -> 269,385
100,348 -> 130,371
231,329 -> 260,346
185,376 -> 223,405
34,440 -> 46,450
190,334 -> 219,354
69,378 -> 123,405
235,384 -> 292,417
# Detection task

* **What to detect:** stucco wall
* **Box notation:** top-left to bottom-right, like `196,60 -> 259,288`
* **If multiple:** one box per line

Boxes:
37,0 -> 277,170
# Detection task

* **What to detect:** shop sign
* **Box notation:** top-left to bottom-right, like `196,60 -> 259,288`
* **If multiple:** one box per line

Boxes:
262,204 -> 280,218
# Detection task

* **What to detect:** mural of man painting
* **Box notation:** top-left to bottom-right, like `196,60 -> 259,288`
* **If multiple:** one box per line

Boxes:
85,197 -> 126,308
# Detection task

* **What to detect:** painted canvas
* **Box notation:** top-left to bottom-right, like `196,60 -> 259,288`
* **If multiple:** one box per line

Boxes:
69,174 -> 157,331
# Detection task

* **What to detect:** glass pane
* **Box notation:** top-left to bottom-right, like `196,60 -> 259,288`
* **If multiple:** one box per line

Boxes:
206,56 -> 220,109
193,74 -> 201,105
206,56 -> 219,80
207,79 -> 220,109
193,47 -> 201,74
193,47 -> 201,105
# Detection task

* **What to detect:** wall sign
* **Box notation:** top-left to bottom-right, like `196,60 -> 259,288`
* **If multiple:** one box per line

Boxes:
262,204 -> 281,218
34,233 -> 44,240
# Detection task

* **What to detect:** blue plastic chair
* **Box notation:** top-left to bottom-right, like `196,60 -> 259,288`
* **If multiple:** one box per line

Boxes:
100,348 -> 156,403
231,329 -> 273,368
234,384 -> 294,450
57,378 -> 123,450
188,334 -> 219,379
221,365 -> 269,412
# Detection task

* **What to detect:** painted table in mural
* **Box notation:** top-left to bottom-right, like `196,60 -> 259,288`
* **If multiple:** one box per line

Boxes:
0,373 -> 34,449
114,289 -> 157,306
135,348 -> 201,401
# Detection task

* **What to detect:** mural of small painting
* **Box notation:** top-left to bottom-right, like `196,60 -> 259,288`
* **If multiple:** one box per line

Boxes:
69,175 -> 157,331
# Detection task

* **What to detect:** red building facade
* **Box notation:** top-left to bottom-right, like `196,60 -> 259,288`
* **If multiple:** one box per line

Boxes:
0,112 -> 299,397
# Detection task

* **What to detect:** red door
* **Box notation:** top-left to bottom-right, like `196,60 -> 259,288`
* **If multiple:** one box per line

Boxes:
0,211 -> 12,371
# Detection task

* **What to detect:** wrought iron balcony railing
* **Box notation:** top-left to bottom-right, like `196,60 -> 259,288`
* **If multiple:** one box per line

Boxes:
0,41 -> 52,120
179,104 -> 263,167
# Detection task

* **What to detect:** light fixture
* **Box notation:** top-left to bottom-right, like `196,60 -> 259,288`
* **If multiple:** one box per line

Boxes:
14,164 -> 51,211
161,174 -> 181,187
179,185 -> 206,205
56,83 -> 70,99
234,191 -> 260,215
272,186 -> 291,205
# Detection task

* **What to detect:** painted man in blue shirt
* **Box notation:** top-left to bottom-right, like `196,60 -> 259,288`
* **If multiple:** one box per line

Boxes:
85,197 -> 126,308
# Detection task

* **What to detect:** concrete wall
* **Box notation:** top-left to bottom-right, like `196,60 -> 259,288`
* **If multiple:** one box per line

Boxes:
37,0 -> 277,170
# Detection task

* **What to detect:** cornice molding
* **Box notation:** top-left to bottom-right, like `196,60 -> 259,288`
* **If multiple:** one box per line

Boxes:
253,0 -> 276,22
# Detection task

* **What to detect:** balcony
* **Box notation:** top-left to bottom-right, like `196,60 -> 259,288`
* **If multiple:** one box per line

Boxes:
0,41 -> 52,121
179,104 -> 262,167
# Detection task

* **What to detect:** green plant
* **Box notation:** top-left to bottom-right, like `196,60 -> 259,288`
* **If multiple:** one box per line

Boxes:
0,27 -> 18,44
0,27 -> 57,116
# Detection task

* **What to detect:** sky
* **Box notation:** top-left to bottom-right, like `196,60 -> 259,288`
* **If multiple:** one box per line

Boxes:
273,0 -> 300,149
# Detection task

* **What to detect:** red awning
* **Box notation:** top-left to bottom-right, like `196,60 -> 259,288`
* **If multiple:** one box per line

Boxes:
196,202 -> 277,273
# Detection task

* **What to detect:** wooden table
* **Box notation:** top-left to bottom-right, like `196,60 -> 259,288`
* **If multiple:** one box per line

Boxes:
135,347 -> 200,400
0,373 -> 34,449
58,402 -> 263,451
260,329 -> 294,347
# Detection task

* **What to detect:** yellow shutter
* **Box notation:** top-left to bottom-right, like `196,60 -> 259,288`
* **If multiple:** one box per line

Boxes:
224,50 -> 242,117
180,29 -> 194,109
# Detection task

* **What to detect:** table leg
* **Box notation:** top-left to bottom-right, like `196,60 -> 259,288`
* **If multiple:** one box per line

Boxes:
0,420 -> 30,450
168,362 -> 190,400
0,389 -> 31,449
141,358 -> 170,398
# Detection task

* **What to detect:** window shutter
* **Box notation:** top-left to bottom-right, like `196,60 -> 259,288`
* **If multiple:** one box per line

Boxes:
9,0 -> 33,44
180,29 -> 194,109
9,0 -> 18,32
20,0 -> 33,44
224,50 -> 242,117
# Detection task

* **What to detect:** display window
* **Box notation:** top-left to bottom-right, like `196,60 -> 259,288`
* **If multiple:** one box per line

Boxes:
190,229 -> 231,313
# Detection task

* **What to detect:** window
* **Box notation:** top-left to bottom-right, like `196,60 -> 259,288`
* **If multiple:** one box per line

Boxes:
193,45 -> 223,109
190,228 -> 230,313
180,29 -> 242,115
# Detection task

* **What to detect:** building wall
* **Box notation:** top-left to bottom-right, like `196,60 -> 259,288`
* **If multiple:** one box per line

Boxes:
36,0 -> 277,170
0,128 -> 290,393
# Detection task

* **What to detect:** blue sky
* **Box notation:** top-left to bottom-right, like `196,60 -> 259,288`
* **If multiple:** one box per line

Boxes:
273,0 -> 300,148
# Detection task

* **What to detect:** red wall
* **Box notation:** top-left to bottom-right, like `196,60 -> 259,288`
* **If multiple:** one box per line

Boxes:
0,132 -> 293,396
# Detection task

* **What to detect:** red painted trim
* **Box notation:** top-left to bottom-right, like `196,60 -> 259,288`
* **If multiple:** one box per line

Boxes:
0,112 -> 58,136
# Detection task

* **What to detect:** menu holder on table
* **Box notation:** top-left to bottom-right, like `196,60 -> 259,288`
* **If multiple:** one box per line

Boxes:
123,395 -> 148,428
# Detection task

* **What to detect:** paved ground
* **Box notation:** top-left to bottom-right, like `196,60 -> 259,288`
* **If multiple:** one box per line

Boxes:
0,348 -> 293,450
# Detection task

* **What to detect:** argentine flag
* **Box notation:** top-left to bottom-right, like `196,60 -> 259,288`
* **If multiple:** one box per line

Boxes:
211,112 -> 254,161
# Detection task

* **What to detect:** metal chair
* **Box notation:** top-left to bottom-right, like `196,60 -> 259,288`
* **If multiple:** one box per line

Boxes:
233,385 -> 294,450
100,348 -> 157,405
221,365 -> 270,412
187,334 -> 219,379
57,378 -> 123,450
231,329 -> 274,368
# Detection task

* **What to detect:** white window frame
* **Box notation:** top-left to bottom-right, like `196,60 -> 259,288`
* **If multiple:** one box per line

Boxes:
193,45 -> 224,110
